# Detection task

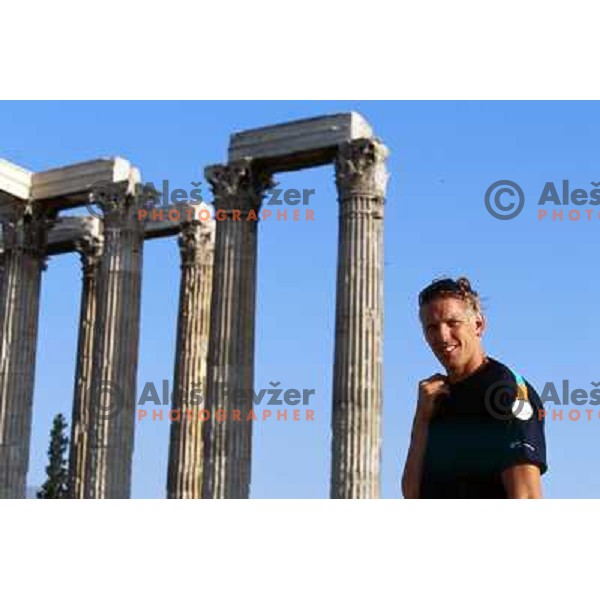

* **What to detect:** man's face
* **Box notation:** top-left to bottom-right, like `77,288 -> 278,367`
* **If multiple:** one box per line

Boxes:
420,296 -> 485,375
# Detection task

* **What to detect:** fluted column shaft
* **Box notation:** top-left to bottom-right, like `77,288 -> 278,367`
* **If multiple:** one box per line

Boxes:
84,182 -> 146,498
0,246 -> 5,326
68,231 -> 103,498
0,200 -> 52,498
202,161 -> 271,499
330,139 -> 389,499
0,246 -> 5,340
167,220 -> 215,498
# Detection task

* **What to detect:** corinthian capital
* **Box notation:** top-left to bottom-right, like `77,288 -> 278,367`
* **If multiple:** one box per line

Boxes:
89,180 -> 130,215
178,220 -> 215,267
204,160 -> 274,214
75,231 -> 104,276
88,180 -> 151,231
335,138 -> 389,198
0,196 -> 55,258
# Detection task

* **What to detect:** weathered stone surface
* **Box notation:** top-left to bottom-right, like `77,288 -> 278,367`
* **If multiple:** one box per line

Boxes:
46,216 -> 101,255
144,202 -> 214,240
201,162 -> 273,499
0,159 -> 32,200
60,206 -> 213,497
0,198 -> 54,498
167,219 -> 215,498
31,158 -> 135,206
330,138 -> 389,499
0,113 -> 388,501
68,225 -> 103,499
83,182 -> 146,499
46,201 -> 213,255
228,112 -> 373,172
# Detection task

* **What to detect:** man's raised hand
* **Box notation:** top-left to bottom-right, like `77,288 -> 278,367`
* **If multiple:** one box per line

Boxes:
416,374 -> 450,421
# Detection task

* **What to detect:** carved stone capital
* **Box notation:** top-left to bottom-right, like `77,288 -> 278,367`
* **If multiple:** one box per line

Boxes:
88,181 -> 149,233
0,198 -> 55,260
335,138 -> 389,199
89,180 -> 129,216
75,233 -> 104,276
178,220 -> 215,267
204,160 -> 274,214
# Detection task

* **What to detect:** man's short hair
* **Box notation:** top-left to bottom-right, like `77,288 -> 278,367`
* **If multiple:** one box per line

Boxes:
418,276 -> 482,315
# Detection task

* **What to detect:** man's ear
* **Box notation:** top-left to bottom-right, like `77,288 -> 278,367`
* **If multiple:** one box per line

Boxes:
475,312 -> 486,337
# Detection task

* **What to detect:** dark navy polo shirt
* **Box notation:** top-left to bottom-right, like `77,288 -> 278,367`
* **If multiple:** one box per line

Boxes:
420,357 -> 548,498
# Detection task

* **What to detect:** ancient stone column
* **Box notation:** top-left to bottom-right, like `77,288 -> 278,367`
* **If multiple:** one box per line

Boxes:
0,242 -> 5,333
84,181 -> 146,498
0,243 -> 4,313
202,161 -> 272,499
68,226 -> 103,498
330,138 -> 389,499
0,198 -> 53,498
166,218 -> 215,499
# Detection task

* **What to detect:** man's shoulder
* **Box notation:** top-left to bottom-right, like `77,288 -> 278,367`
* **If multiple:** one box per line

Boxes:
487,357 -> 541,402
487,357 -> 513,376
487,357 -> 531,382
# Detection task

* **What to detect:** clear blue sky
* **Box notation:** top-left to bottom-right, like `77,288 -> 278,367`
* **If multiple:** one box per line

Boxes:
1,101 -> 597,498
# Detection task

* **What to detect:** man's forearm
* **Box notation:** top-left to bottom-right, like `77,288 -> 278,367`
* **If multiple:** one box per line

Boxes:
402,414 -> 430,499
502,464 -> 543,499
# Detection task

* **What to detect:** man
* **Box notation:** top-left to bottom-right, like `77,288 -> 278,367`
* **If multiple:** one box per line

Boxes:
402,277 -> 547,499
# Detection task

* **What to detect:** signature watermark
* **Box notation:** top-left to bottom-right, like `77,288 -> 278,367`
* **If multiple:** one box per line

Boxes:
484,378 -> 600,422
141,206 -> 315,223
85,179 -> 317,223
88,378 -> 317,423
484,179 -> 600,221
139,407 -> 315,423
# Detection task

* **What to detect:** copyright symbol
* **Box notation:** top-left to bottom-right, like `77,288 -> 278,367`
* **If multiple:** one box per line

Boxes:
85,180 -> 112,219
484,180 -> 525,220
89,380 -> 124,421
484,379 -> 529,421
85,199 -> 103,219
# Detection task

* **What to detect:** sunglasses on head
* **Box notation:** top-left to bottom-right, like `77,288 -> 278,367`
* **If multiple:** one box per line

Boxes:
418,279 -> 465,307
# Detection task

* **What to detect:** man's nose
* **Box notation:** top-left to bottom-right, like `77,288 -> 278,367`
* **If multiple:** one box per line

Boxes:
437,324 -> 453,343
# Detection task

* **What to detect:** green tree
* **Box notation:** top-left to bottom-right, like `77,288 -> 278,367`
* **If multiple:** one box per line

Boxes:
37,413 -> 69,499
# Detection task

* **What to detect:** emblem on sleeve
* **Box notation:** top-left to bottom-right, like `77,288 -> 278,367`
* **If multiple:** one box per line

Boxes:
510,371 -> 533,420
509,440 -> 536,452
511,397 -> 533,420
